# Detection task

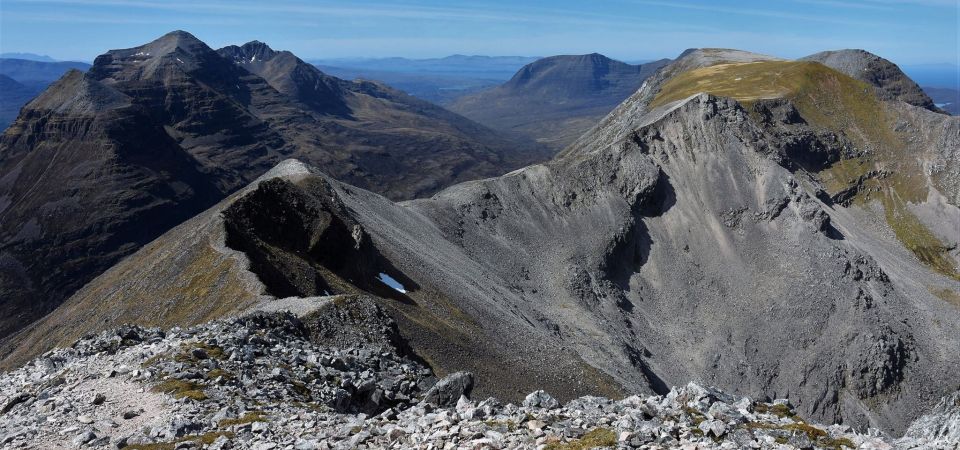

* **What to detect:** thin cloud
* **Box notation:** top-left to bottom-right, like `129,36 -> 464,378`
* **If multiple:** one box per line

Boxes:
624,0 -> 898,27
3,0 -> 725,31
1,10 -> 244,25
861,0 -> 958,7
790,0 -> 894,10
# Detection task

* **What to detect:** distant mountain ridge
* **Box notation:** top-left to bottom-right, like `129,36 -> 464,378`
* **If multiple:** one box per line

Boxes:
448,53 -> 670,149
0,52 -> 57,62
0,58 -> 92,84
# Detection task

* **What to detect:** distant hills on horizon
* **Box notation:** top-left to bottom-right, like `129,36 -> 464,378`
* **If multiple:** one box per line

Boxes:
4,50 -> 957,88
1,49 -> 956,130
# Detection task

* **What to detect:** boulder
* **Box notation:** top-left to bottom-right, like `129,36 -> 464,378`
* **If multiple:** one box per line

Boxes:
422,372 -> 474,407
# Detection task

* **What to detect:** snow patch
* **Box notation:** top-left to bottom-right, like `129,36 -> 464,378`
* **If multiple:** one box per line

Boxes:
377,273 -> 407,293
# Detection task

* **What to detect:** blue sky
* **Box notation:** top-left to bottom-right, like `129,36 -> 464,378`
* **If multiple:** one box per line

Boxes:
1,0 -> 957,65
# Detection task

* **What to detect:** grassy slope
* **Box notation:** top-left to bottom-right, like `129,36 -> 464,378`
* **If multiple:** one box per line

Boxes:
651,61 -> 959,280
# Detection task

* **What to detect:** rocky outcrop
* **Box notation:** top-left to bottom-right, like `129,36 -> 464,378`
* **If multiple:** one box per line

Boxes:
0,311 -> 948,449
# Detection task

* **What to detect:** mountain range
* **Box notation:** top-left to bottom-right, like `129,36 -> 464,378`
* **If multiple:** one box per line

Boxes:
0,33 -> 956,445
0,52 -> 59,62
0,31 -> 549,345
448,54 -> 671,149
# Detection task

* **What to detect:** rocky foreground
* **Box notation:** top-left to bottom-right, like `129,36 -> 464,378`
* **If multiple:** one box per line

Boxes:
0,309 -> 956,450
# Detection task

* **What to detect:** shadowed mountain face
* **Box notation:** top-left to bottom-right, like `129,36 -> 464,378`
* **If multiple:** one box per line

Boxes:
7,47 -> 958,437
448,54 -> 670,150
0,30 -> 550,342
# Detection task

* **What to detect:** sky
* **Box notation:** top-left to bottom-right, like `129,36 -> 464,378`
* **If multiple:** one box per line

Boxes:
0,0 -> 957,65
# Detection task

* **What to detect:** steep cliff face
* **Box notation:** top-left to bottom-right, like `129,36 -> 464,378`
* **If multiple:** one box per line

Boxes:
9,87 -> 958,436
0,31 -> 549,341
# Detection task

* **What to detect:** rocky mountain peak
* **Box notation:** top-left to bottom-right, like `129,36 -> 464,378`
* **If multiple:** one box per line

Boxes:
87,30 -> 223,83
113,29 -> 211,63
801,48 -> 940,111
142,30 -> 207,54
218,40 -> 281,65
215,40 -> 350,115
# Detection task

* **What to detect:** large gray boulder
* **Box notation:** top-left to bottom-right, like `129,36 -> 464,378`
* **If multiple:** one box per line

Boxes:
422,372 -> 474,407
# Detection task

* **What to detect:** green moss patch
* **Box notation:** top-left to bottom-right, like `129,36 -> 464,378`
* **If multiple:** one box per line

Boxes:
219,411 -> 267,427
744,421 -> 853,449
754,402 -> 795,419
152,379 -> 207,401
205,368 -> 234,382
174,342 -> 226,363
544,427 -> 617,450
124,431 -> 234,450
683,406 -> 707,426
483,420 -> 518,432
